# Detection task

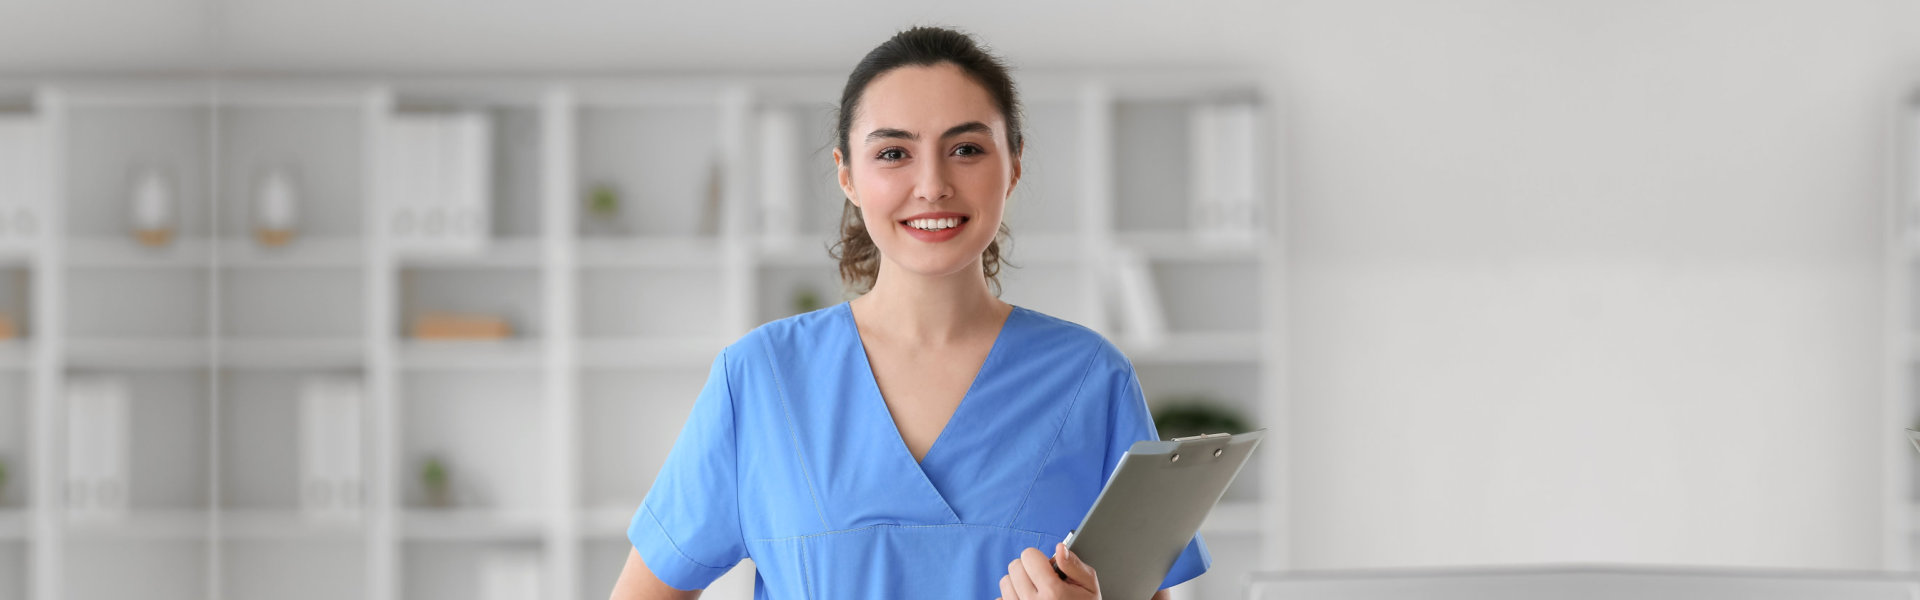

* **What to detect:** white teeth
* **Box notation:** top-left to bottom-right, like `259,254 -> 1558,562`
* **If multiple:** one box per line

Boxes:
908,217 -> 961,231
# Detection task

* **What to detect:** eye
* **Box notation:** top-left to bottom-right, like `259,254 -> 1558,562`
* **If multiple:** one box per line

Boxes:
876,148 -> 907,162
952,143 -> 984,157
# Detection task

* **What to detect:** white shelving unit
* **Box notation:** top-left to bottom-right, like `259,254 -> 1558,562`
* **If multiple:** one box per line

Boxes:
0,72 -> 1283,600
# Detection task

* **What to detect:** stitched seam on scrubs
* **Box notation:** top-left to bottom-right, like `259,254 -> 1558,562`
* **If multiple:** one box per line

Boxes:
796,538 -> 817,600
1003,347 -> 1102,527
644,503 -> 730,571
762,330 -> 833,530
721,347 -> 749,559
751,522 -> 1053,543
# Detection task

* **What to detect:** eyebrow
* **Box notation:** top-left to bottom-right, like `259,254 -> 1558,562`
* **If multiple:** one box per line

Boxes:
864,121 -> 994,144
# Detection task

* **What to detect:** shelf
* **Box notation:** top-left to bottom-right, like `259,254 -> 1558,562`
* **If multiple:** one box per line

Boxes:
1199,501 -> 1262,536
62,82 -> 214,107
754,239 -> 836,268
218,237 -> 363,269
578,337 -> 729,370
219,509 -> 363,541
66,509 -> 212,540
397,339 -> 544,371
397,237 -> 543,269
68,338 -> 213,369
1116,231 -> 1264,262
35,75 -> 1279,600
579,237 -> 724,269
1118,332 -> 1262,364
0,509 -> 25,540
66,338 -> 360,369
211,83 -> 370,108
1004,232 -> 1083,265
68,237 -> 213,269
219,338 -> 362,370
400,509 -> 546,541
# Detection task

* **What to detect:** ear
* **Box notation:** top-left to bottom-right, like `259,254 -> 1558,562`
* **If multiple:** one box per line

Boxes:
1006,140 -> 1023,199
834,147 -> 857,207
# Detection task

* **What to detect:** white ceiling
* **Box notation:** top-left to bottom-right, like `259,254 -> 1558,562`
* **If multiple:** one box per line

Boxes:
0,0 -> 1279,74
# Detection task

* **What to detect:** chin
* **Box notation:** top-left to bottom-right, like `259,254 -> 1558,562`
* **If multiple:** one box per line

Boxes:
884,251 -> 989,282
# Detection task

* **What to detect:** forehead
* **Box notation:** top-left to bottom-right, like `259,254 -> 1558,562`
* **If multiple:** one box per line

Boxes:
855,63 -> 1005,140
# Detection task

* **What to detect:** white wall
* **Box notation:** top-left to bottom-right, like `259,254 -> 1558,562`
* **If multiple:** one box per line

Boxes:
1270,0 -> 1920,570
4,0 -> 1916,574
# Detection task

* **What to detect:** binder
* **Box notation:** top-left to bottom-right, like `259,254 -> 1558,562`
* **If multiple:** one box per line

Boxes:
1062,429 -> 1264,599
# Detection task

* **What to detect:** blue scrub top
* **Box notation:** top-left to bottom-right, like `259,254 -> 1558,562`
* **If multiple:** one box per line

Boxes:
629,302 -> 1210,598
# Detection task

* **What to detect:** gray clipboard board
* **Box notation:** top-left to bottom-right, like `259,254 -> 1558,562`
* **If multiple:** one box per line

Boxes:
1061,429 -> 1264,600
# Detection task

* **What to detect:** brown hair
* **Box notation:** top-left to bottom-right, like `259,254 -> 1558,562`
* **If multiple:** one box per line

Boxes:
828,26 -> 1023,296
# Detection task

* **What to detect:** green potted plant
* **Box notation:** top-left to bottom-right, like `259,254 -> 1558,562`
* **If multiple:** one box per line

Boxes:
1152,395 -> 1252,441
791,285 -> 823,316
422,456 -> 451,508
583,183 -> 623,236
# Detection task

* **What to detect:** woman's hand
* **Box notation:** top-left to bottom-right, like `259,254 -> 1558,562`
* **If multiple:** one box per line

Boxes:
997,542 -> 1099,600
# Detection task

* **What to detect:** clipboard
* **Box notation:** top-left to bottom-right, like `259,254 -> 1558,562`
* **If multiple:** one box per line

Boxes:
1059,429 -> 1264,600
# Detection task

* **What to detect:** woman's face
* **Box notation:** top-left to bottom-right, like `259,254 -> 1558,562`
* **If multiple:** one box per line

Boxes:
836,62 -> 1020,287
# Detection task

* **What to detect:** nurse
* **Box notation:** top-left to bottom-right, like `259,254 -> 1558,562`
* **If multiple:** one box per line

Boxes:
609,26 -> 1209,600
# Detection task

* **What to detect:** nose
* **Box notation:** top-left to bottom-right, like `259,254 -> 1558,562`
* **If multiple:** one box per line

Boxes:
912,155 -> 954,203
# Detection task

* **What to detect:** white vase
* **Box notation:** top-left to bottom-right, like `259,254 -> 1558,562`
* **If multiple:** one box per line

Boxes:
254,167 -> 299,247
129,167 -> 174,247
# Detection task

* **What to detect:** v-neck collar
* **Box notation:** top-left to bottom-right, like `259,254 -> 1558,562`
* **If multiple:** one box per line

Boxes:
841,301 -> 1019,505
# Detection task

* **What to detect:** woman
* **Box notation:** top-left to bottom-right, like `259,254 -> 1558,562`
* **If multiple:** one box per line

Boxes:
609,26 -> 1208,600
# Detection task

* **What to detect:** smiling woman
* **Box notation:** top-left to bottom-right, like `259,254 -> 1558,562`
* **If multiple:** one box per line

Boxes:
608,26 -> 1203,600
827,29 -> 1020,297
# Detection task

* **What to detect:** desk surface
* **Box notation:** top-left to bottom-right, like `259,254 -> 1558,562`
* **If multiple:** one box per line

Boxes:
1248,564 -> 1920,600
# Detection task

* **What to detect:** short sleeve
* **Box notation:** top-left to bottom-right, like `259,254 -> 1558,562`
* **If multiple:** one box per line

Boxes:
1108,366 -> 1213,590
628,349 -> 747,590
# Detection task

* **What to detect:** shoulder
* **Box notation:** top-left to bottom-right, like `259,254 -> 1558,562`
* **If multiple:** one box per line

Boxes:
1002,306 -> 1134,377
716,302 -> 853,371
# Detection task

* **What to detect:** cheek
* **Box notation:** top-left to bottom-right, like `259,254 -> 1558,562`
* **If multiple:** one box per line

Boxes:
852,168 -> 910,210
956,168 -> 1011,215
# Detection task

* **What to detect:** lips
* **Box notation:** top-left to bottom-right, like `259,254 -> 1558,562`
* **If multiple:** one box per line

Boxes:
899,212 -> 970,243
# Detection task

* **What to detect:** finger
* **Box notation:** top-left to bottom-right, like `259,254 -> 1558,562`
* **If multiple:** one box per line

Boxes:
999,574 -> 1016,600
1019,548 -> 1062,592
1007,558 -> 1038,599
1053,543 -> 1099,592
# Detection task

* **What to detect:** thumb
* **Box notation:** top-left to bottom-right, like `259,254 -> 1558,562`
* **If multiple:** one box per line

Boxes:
1054,543 -> 1098,591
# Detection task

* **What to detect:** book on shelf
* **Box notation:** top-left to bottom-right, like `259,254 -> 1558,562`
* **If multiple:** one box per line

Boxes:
66,376 -> 129,518
757,108 -> 803,244
411,312 -> 513,340
1189,102 -> 1261,247
384,111 -> 492,256
1108,246 -> 1167,349
0,114 -> 43,253
300,376 -> 363,519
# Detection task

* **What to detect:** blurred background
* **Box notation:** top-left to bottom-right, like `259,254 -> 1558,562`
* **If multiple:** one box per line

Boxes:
0,0 -> 1918,599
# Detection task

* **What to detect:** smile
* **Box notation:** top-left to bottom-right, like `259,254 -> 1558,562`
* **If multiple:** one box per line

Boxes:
906,217 -> 966,231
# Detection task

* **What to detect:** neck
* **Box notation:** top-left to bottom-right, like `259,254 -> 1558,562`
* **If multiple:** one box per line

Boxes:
852,257 -> 1009,345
